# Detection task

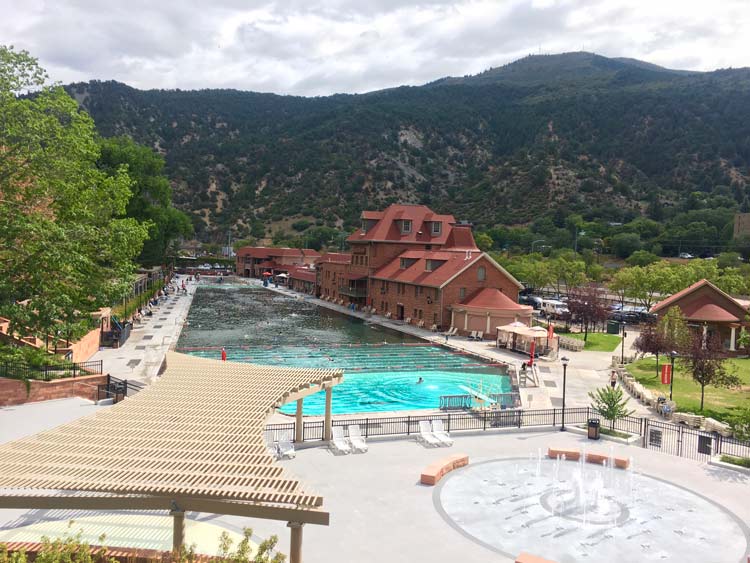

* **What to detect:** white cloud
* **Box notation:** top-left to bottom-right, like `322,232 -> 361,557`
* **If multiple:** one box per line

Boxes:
0,0 -> 748,95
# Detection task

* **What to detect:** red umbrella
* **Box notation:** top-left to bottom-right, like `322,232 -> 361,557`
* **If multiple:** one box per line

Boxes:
263,271 -> 272,276
529,340 -> 536,367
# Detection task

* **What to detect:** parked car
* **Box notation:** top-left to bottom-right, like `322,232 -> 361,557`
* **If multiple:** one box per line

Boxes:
678,252 -> 694,259
541,299 -> 569,318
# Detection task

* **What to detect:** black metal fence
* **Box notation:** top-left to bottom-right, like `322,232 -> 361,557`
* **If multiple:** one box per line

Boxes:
265,407 -> 750,463
0,359 -> 103,381
96,375 -> 145,403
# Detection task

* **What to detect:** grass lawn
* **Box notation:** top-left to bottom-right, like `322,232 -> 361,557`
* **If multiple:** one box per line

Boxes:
628,356 -> 750,422
568,332 -> 622,352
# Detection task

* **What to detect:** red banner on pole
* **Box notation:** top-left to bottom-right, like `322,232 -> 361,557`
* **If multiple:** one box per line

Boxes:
529,340 -> 536,367
661,364 -> 671,385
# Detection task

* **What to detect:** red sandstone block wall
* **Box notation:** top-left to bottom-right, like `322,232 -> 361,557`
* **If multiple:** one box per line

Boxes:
66,326 -> 101,362
0,374 -> 108,407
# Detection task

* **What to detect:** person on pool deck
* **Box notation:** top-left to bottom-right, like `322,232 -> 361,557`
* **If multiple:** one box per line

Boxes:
417,377 -> 424,384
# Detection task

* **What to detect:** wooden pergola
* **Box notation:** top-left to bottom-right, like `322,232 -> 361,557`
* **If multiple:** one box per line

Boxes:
0,352 -> 343,563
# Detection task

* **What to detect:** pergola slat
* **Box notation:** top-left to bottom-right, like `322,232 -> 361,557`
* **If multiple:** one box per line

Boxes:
0,352 -> 342,520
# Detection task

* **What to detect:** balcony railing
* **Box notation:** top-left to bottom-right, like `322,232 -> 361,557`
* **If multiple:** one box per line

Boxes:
338,286 -> 368,298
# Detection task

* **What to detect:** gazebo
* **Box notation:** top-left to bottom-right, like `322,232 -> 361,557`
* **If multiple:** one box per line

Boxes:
0,352 -> 343,563
496,323 -> 557,358
450,288 -> 533,338
650,279 -> 750,353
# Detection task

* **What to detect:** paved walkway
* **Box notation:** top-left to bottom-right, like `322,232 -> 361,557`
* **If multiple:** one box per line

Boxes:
88,276 -> 197,384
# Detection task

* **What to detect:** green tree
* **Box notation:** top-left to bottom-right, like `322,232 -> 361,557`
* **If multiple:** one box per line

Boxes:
626,250 -> 660,267
658,306 -> 690,353
589,386 -> 635,430
475,232 -> 494,252
0,46 -> 149,340
609,262 -> 676,309
611,233 -> 642,258
98,137 -> 193,266
679,332 -> 740,411
727,407 -> 750,442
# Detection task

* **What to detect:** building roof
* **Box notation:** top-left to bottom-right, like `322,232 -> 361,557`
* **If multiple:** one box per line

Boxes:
0,352 -> 342,525
236,247 -> 321,259
347,204 -> 463,246
289,266 -> 317,283
370,250 -> 480,287
456,288 -> 533,311
315,253 -> 352,265
680,300 -> 741,323
650,279 -> 749,321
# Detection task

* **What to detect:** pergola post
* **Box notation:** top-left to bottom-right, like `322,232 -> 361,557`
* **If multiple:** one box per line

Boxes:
295,399 -> 304,443
324,386 -> 332,441
730,326 -> 737,351
171,508 -> 185,553
288,521 -> 304,563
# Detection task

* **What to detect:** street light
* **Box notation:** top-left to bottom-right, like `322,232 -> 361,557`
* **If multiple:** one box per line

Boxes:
669,350 -> 677,401
560,356 -> 569,432
531,239 -> 546,253
620,322 -> 627,364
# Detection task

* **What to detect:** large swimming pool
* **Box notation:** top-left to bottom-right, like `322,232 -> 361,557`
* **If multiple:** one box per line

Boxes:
178,284 -> 512,415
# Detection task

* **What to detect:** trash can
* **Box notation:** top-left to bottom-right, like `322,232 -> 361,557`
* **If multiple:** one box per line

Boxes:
587,418 -> 601,440
606,320 -> 620,334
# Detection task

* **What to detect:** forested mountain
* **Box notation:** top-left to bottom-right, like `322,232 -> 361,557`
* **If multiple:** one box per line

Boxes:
65,52 -> 750,247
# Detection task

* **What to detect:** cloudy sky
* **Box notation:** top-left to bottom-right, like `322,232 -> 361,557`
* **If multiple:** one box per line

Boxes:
2,0 -> 748,96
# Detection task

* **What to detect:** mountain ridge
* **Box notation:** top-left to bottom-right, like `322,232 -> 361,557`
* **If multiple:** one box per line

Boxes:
65,52 -> 750,244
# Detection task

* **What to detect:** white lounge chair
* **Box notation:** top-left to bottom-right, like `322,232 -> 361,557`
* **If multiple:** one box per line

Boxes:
475,331 -> 484,340
468,330 -> 478,340
417,420 -> 441,447
431,420 -> 454,447
347,424 -> 368,453
405,317 -> 412,325
277,431 -> 296,459
263,430 -> 279,458
330,426 -> 352,455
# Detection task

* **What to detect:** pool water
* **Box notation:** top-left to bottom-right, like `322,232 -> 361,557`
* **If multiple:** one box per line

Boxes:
178,284 -> 512,415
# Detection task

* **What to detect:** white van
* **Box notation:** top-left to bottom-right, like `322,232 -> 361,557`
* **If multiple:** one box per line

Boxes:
541,299 -> 569,318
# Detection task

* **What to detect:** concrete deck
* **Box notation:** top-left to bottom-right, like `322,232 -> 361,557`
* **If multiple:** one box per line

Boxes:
224,431 -> 750,563
88,276 -> 197,383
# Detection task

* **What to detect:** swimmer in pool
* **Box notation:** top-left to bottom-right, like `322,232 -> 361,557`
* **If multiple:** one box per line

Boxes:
417,377 -> 424,384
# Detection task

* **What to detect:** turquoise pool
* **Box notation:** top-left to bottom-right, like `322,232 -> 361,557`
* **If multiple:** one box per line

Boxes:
179,285 -> 512,415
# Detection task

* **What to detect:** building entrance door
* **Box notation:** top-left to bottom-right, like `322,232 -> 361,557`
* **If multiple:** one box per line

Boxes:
396,304 -> 404,320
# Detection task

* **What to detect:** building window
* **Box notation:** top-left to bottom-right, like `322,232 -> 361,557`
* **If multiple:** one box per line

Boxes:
459,287 -> 466,299
402,220 -> 412,234
477,266 -> 486,281
432,221 -> 441,235
413,308 -> 418,318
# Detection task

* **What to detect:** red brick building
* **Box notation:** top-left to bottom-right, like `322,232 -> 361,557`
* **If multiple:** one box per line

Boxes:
288,266 -> 317,295
317,204 -> 523,333
369,249 -> 522,330
316,253 -> 353,301
235,247 -> 321,278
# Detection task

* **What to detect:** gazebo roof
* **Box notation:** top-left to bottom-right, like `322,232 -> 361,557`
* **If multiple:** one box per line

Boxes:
681,300 -> 741,323
0,352 -> 343,525
457,288 -> 532,311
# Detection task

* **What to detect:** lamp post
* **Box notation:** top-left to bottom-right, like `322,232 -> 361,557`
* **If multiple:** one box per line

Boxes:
531,239 -> 546,254
620,321 -> 627,364
669,350 -> 677,401
560,356 -> 569,432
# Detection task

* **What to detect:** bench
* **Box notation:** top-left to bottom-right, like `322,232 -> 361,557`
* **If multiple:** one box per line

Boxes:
516,552 -> 557,563
420,454 -> 469,486
547,448 -> 630,469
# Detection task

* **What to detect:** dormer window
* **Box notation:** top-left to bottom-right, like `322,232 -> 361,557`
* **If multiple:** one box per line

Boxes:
361,220 -> 367,233
425,259 -> 445,272
431,221 -> 441,235
400,257 -> 417,269
401,220 -> 412,234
